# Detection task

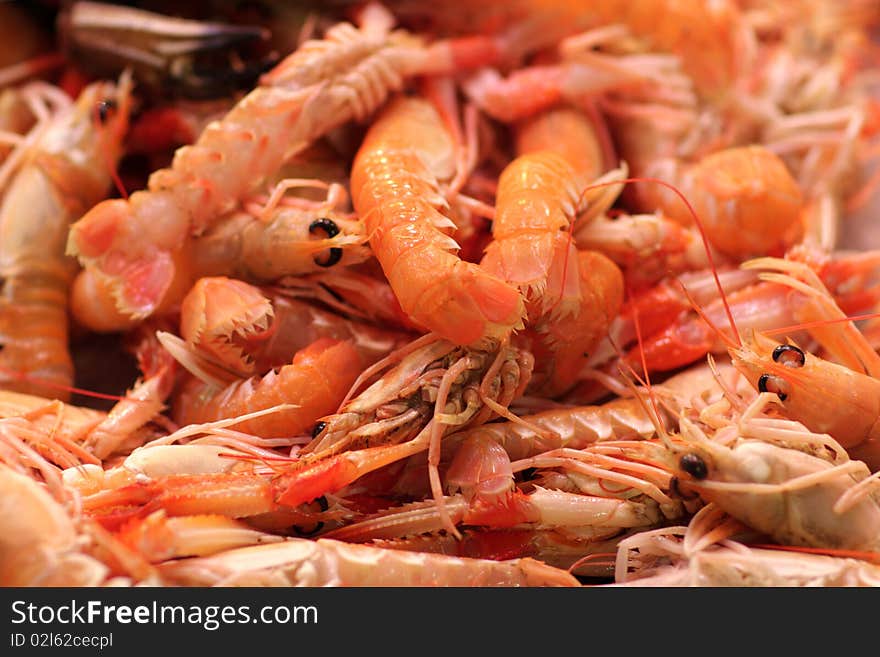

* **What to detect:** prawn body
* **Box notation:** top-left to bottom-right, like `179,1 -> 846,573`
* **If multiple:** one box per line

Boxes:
351,96 -> 524,345
174,337 -> 363,438
0,77 -> 131,399
483,106 -> 623,394
629,146 -> 805,260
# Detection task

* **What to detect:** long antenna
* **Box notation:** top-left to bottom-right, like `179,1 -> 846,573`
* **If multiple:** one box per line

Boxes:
575,175 -> 741,346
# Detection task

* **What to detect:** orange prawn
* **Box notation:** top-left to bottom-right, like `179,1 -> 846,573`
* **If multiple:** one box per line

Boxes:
0,76 -> 131,400
481,105 -> 624,394
351,94 -> 524,345
714,257 -> 880,469
623,145 -> 806,260
160,276 -> 411,382
573,210 -> 720,289
172,337 -> 363,439
613,248 -> 880,375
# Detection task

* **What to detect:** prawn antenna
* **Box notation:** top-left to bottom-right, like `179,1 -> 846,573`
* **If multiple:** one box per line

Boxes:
611,290 -> 672,448
567,551 -> 617,574
748,543 -> 880,566
575,175 -> 741,347
0,364 -> 129,402
673,277 -> 741,352
762,310 -> 880,337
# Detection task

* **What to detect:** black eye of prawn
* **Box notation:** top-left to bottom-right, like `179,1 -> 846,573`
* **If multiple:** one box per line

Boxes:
772,344 -> 806,368
758,373 -> 790,401
309,218 -> 342,267
311,421 -> 327,439
292,496 -> 330,537
95,98 -> 117,124
679,453 -> 708,480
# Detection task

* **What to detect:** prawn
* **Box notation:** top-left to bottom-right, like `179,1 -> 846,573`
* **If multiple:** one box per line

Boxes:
158,537 -> 579,586
611,503 -> 880,586
0,76 -> 131,400
481,106 -> 624,394
672,411 -> 880,552
172,337 -> 364,439
573,211 -> 718,290
82,336 -> 532,540
324,433 -> 683,543
712,256 -> 880,467
621,145 -> 806,260
0,463 -> 148,586
616,249 -> 880,375
188,201 -> 369,282
165,276 -> 411,381
351,94 -> 524,345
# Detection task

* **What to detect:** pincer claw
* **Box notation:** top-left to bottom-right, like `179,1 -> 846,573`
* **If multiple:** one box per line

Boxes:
58,1 -> 275,99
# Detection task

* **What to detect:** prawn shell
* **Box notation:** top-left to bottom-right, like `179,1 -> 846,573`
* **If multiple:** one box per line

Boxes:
731,332 -> 880,448
691,441 -> 880,551
687,146 -> 803,259
173,337 -> 363,437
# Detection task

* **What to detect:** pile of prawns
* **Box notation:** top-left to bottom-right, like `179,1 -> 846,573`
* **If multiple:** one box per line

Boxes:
3,0 -> 880,587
